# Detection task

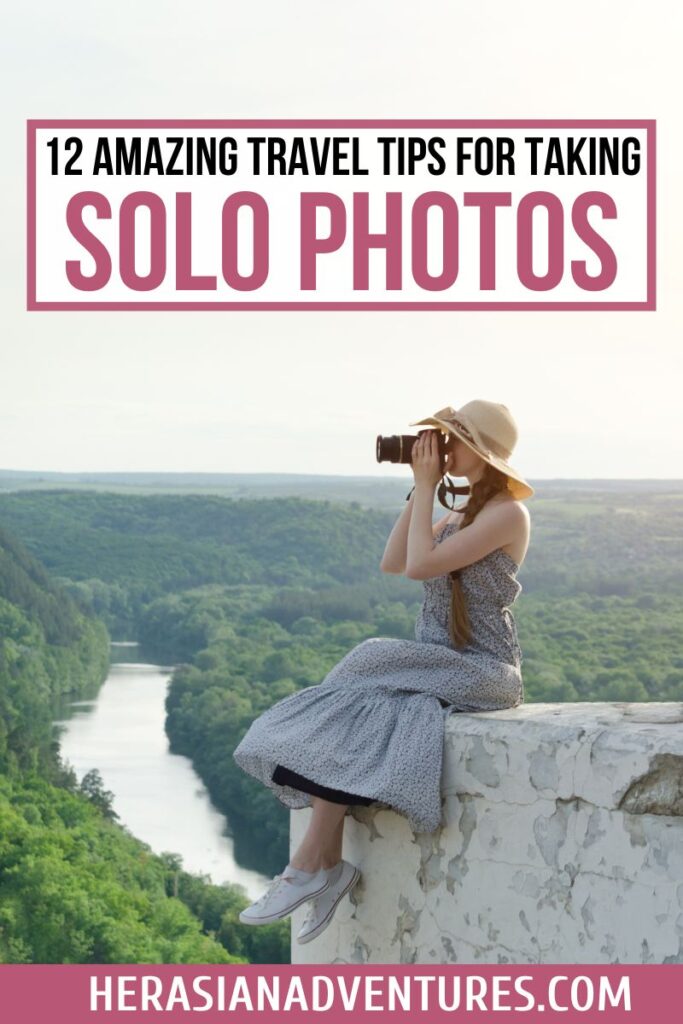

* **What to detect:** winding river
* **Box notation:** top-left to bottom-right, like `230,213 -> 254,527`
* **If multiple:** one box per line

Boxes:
52,642 -> 268,900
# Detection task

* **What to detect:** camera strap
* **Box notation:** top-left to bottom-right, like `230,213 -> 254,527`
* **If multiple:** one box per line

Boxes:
437,475 -> 470,510
405,475 -> 471,509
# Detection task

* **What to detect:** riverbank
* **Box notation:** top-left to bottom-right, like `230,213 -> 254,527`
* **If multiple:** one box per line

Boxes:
52,642 -> 268,900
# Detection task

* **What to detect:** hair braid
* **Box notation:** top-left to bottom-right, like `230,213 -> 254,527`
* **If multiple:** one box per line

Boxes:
448,464 -> 511,649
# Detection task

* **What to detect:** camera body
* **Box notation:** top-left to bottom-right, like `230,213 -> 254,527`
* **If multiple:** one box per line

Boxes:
376,428 -> 451,465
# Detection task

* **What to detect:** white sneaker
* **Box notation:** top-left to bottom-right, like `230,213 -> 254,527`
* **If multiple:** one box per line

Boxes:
296,861 -> 361,944
239,867 -> 330,926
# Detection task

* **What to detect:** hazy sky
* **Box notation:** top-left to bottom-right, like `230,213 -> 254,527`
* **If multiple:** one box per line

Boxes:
2,2 -> 681,478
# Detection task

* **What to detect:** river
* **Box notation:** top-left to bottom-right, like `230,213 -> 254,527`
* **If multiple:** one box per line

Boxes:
52,642 -> 268,900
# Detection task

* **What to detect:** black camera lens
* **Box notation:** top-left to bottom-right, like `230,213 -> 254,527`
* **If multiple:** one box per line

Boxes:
376,430 -> 448,465
376,434 -> 409,463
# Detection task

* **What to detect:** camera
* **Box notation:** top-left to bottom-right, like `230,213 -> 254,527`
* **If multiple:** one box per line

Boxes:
376,428 -> 452,465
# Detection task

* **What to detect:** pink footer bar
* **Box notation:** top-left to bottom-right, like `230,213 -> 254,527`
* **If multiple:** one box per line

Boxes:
1,964 -> 680,1023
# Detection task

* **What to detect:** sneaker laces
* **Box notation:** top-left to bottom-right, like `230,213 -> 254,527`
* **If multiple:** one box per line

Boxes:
252,873 -> 293,907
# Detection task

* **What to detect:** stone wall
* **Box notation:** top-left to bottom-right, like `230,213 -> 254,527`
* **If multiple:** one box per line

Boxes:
291,702 -> 683,964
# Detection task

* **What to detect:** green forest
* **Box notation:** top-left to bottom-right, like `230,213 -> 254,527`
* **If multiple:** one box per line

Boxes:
0,481 -> 681,951
0,521 -> 288,964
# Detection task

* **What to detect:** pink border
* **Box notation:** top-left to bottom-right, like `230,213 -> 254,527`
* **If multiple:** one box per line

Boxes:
1,962 -> 681,1024
26,119 -> 656,312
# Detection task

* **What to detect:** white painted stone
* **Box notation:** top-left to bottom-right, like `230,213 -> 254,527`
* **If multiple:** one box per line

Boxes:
290,702 -> 683,964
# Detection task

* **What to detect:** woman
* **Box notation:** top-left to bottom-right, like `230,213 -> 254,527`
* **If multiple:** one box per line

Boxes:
233,400 -> 533,945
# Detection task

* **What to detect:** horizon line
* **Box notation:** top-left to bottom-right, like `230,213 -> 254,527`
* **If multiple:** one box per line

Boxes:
1,469 -> 682,483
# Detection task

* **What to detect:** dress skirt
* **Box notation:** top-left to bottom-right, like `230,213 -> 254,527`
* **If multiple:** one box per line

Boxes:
233,539 -> 524,834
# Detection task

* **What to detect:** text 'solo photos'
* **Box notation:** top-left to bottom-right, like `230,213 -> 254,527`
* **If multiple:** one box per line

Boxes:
1,2 -> 681,1022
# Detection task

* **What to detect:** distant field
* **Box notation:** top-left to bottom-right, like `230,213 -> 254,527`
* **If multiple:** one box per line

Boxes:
1,469 -> 682,510
0,482 -> 681,602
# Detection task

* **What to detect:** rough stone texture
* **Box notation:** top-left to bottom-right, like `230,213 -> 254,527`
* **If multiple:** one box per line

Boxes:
290,703 -> 683,964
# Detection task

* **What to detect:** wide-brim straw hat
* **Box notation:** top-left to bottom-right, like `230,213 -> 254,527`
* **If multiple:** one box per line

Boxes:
409,399 -> 534,500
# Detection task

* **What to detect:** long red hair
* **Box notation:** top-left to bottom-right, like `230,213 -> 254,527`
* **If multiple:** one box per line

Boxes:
448,463 -> 512,649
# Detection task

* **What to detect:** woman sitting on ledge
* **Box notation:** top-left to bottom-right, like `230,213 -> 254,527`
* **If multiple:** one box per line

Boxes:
233,399 -> 532,945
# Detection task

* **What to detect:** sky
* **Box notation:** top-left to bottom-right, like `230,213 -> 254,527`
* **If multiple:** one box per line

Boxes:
1,1 -> 681,479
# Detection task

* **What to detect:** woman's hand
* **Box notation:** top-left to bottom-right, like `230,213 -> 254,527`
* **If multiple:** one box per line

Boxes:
410,431 -> 443,488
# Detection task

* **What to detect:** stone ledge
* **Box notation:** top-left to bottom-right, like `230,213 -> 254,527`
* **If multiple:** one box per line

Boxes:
290,702 -> 683,964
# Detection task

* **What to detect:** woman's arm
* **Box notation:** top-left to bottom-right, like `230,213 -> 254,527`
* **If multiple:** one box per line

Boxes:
379,489 -> 416,574
379,491 -> 451,574
405,498 -> 527,579
381,430 -> 453,575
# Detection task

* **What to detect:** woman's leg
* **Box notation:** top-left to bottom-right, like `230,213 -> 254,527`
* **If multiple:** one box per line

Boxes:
289,796 -> 348,872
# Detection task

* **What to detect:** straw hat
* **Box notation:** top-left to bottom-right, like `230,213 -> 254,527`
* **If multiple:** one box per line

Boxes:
409,400 -> 534,500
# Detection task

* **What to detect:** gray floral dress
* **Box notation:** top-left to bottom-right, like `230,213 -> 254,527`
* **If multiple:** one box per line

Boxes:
233,522 -> 524,834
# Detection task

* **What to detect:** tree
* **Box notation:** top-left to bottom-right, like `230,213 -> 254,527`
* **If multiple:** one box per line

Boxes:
78,769 -> 119,821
